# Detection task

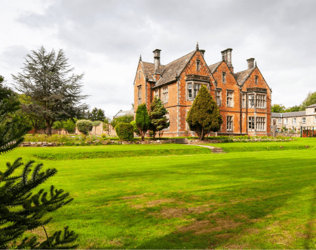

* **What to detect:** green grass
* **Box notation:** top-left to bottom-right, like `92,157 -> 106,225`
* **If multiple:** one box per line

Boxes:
2,138 -> 316,249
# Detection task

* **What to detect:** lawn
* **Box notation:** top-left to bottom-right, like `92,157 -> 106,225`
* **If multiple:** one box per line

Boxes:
1,138 -> 316,249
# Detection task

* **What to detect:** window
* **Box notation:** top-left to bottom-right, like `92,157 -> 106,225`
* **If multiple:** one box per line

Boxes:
196,60 -> 200,71
187,83 -> 193,100
137,86 -> 142,104
242,93 -> 246,108
154,89 -> 159,99
248,94 -> 254,108
302,117 -> 306,124
222,72 -> 226,83
216,90 -> 222,106
293,118 -> 296,124
227,116 -> 233,131
278,118 -> 282,124
256,117 -> 266,131
314,108 -> 316,113
256,94 -> 266,108
248,117 -> 255,131
255,75 -> 258,85
227,91 -> 233,107
194,84 -> 200,98
162,86 -> 168,103
284,118 -> 288,124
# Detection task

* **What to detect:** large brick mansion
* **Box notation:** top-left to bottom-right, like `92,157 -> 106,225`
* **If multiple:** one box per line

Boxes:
133,44 -> 272,137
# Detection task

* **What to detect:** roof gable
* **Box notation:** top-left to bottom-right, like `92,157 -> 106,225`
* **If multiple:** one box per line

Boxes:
233,68 -> 254,86
154,51 -> 196,87
208,61 -> 222,73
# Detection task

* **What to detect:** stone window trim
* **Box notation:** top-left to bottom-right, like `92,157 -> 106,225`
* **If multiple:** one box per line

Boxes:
278,118 -> 282,124
242,92 -> 247,108
248,94 -> 255,108
186,81 -> 208,101
293,118 -> 296,124
284,118 -> 288,125
222,72 -> 226,83
248,116 -> 255,131
256,94 -> 266,108
302,117 -> 306,124
227,115 -> 233,131
256,117 -> 266,131
162,86 -> 169,104
196,60 -> 200,72
255,75 -> 258,85
216,89 -> 222,107
137,85 -> 142,105
226,90 -> 234,108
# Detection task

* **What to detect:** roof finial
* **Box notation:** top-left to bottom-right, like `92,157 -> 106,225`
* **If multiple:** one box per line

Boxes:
196,42 -> 199,50
139,55 -> 142,61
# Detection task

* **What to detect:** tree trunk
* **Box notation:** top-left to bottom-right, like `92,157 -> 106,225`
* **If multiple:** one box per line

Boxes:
152,130 -> 156,139
47,125 -> 52,135
141,133 -> 145,141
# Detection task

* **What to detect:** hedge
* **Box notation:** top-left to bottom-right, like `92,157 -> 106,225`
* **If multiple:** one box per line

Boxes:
115,123 -> 134,141
76,120 -> 93,135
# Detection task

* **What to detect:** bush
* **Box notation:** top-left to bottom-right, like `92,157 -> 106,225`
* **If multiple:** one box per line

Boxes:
115,123 -> 134,141
92,120 -> 102,127
76,120 -> 93,135
63,119 -> 76,133
130,121 -> 140,136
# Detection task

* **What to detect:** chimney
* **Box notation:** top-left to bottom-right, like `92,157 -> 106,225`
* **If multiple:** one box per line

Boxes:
200,49 -> 205,57
247,58 -> 255,69
221,48 -> 233,72
153,49 -> 161,74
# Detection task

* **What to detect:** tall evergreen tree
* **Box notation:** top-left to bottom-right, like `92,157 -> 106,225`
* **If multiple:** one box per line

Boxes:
186,85 -> 223,140
149,97 -> 169,139
12,46 -> 88,135
0,75 -> 78,249
135,104 -> 150,141
88,107 -> 106,121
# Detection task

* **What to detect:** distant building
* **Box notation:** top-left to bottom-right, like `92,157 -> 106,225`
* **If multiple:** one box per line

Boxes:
133,44 -> 272,137
271,104 -> 316,131
113,109 -> 134,120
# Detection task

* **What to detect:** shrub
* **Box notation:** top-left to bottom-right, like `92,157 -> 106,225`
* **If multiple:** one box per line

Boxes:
92,121 -> 102,127
115,123 -> 134,141
76,120 -> 93,135
63,119 -> 76,133
130,121 -> 140,136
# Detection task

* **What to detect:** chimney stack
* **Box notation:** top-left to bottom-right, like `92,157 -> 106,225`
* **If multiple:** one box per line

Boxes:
200,49 -> 205,57
153,49 -> 161,74
221,48 -> 233,72
247,58 -> 255,69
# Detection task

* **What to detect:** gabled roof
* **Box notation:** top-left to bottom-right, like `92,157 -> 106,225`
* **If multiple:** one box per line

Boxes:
113,109 -> 134,119
154,51 -> 195,88
271,111 -> 306,118
142,62 -> 155,81
306,103 -> 316,108
208,61 -> 222,73
233,68 -> 254,86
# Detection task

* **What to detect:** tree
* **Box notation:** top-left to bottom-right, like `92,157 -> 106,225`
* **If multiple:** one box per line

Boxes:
130,120 -> 140,136
87,107 -> 106,121
285,105 -> 300,112
0,80 -> 31,154
12,46 -> 88,135
18,95 -> 47,134
135,104 -> 150,141
76,120 -> 93,135
115,123 -> 134,141
149,97 -> 169,139
63,118 -> 76,134
271,104 -> 286,113
300,91 -> 316,110
186,85 -> 223,140
52,121 -> 63,134
0,77 -> 78,249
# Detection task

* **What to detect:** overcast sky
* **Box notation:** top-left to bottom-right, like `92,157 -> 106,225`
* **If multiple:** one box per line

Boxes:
1,0 -> 316,117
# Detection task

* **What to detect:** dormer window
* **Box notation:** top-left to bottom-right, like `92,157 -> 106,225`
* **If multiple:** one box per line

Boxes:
222,72 -> 226,83
196,60 -> 200,71
255,75 -> 258,85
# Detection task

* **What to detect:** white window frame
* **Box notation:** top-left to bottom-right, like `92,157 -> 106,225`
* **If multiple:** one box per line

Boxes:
226,91 -> 234,108
187,82 -> 207,101
302,117 -> 306,124
256,94 -> 266,108
248,117 -> 255,131
278,118 -> 282,124
293,118 -> 296,125
242,93 -> 246,108
256,117 -> 266,131
216,90 -> 222,107
162,86 -> 168,103
284,118 -> 288,125
227,116 -> 233,131
137,86 -> 142,104
248,94 -> 255,108
222,72 -> 226,83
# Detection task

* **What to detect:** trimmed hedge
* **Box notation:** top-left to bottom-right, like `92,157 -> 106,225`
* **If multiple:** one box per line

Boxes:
76,120 -> 93,135
115,123 -> 134,141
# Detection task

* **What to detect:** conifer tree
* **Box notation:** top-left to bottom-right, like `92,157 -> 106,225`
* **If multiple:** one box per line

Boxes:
186,85 -> 223,140
149,97 -> 169,139
0,76 -> 78,249
135,104 -> 150,141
